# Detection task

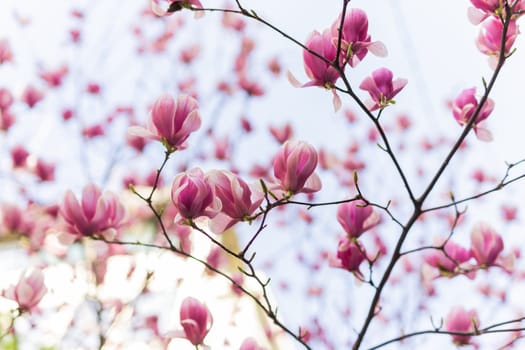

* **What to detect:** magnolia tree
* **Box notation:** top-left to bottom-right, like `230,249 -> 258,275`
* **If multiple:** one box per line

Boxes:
1,0 -> 525,349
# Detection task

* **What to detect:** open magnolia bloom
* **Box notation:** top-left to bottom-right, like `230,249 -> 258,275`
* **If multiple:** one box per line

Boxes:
359,67 -> 407,111
330,8 -> 387,67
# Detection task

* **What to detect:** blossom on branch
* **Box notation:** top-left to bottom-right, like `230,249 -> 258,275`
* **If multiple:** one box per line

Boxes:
330,8 -> 387,67
171,168 -> 221,221
330,237 -> 367,278
468,0 -> 525,24
288,29 -> 343,111
272,140 -> 321,196
445,306 -> 480,346
424,239 -> 472,277
3,269 -> 47,312
128,93 -> 201,152
337,200 -> 380,238
207,170 -> 263,233
470,222 -> 504,268
476,17 -> 519,68
359,67 -> 407,111
174,297 -> 213,346
451,87 -> 494,141
60,184 -> 126,237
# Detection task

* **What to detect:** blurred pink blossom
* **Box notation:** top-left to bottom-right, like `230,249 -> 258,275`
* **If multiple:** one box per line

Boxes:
3,269 -> 47,312
445,306 -> 480,345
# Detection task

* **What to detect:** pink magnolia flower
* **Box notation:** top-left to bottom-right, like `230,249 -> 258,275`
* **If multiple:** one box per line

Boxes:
424,240 -> 472,277
60,184 -> 126,237
288,29 -> 342,111
476,17 -> 519,68
470,222 -> 503,267
207,170 -> 263,233
179,297 -> 213,346
272,140 -> 321,195
445,306 -> 480,345
129,94 -> 201,152
3,269 -> 47,312
337,200 -> 380,238
468,0 -> 525,24
452,87 -> 494,141
359,68 -> 407,111
331,237 -> 367,277
171,168 -> 220,220
330,8 -> 387,67
301,29 -> 340,89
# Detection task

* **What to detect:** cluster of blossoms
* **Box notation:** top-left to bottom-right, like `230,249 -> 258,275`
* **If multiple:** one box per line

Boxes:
469,0 -> 522,68
171,139 -> 321,233
129,93 -> 322,233
330,200 -> 381,277
289,8 -> 406,112
424,223 -> 511,278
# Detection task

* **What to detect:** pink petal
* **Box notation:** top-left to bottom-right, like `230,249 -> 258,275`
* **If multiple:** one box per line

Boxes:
368,41 -> 388,57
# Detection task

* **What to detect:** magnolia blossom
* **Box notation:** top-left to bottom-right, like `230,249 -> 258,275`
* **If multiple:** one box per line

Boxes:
331,237 -> 367,277
424,240 -> 472,277
452,87 -> 494,141
470,222 -> 504,267
301,29 -> 340,89
128,94 -> 201,152
337,200 -> 380,238
171,168 -> 220,221
359,68 -> 407,111
60,184 -> 126,237
476,17 -> 519,68
179,297 -> 213,346
272,140 -> 321,195
330,8 -> 387,67
3,269 -> 47,312
288,29 -> 342,111
469,0 -> 525,24
207,170 -> 262,233
445,307 -> 480,345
